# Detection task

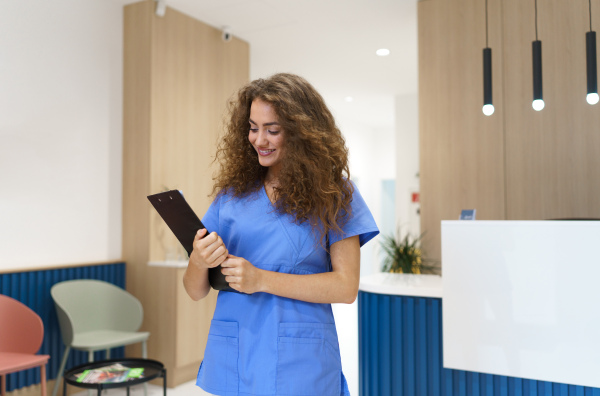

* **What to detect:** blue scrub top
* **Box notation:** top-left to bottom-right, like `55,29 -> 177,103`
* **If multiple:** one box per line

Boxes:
196,184 -> 379,396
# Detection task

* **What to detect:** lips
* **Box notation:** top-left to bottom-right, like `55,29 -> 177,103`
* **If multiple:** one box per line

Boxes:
257,148 -> 275,156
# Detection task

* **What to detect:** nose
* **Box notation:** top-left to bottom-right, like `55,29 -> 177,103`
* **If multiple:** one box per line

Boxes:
255,129 -> 268,146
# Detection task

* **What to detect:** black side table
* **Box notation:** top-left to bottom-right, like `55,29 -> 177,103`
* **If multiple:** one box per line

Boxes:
63,358 -> 166,396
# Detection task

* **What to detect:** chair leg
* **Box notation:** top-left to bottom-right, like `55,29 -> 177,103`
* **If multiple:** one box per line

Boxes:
51,345 -> 71,396
87,351 -> 93,396
142,341 -> 148,396
1,374 -> 6,396
41,364 -> 47,396
106,348 -> 111,359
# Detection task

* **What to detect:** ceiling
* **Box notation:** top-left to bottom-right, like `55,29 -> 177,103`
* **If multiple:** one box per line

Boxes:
120,0 -> 418,129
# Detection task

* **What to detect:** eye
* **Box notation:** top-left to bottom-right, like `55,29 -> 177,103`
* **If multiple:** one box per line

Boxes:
249,127 -> 258,132
268,130 -> 280,135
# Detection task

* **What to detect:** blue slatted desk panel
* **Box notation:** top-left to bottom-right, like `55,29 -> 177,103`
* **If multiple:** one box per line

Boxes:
0,262 -> 126,392
358,273 -> 600,396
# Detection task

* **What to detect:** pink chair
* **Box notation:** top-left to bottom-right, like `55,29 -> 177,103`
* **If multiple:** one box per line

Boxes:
0,294 -> 50,396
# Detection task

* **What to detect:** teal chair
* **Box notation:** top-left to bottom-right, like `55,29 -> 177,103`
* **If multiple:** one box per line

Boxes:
50,280 -> 150,396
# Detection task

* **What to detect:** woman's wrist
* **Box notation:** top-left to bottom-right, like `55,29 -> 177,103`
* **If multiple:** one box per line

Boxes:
183,260 -> 210,300
257,268 -> 269,294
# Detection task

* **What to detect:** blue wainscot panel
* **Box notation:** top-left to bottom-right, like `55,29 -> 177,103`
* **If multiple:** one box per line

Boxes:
0,262 -> 126,392
358,291 -> 600,396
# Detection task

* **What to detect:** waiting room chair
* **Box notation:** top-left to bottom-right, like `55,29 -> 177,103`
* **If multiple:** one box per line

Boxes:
50,279 -> 150,396
0,294 -> 50,396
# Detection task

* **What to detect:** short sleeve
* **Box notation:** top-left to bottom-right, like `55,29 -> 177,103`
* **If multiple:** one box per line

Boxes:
329,183 -> 379,247
201,194 -> 222,234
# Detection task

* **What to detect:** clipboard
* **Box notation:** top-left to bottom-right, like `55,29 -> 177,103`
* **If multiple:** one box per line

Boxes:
147,190 -> 232,292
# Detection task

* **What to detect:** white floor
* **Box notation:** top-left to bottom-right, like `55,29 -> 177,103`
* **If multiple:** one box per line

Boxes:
73,301 -> 358,396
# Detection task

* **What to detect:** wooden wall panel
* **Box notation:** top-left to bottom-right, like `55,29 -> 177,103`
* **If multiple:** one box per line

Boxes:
418,0 -> 506,269
149,7 -> 221,262
123,0 -> 152,318
123,0 -> 249,387
418,0 -> 447,271
503,0 -> 600,220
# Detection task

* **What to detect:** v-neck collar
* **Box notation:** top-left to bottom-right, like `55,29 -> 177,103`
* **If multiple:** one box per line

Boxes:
262,182 -> 280,206
261,184 -> 276,207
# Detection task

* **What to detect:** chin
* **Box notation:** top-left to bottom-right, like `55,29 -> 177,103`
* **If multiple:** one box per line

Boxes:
259,158 -> 279,168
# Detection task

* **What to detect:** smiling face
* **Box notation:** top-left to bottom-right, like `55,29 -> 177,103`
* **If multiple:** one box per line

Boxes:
248,99 -> 286,179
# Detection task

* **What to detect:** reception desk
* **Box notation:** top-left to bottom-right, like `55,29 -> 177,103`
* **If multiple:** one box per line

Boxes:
358,267 -> 600,395
443,220 -> 600,389
358,273 -> 443,396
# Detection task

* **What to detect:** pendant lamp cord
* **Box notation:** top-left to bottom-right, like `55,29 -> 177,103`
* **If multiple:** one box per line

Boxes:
485,0 -> 489,47
534,0 -> 538,41
590,0 -> 593,32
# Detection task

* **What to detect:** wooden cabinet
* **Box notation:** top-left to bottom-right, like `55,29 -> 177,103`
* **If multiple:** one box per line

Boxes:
122,1 -> 249,387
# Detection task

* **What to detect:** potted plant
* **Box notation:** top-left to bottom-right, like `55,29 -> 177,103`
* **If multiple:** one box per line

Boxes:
380,231 -> 436,274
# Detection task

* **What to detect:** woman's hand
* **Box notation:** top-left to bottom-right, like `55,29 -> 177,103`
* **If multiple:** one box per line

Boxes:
184,229 -> 228,301
189,229 -> 228,270
221,254 -> 264,294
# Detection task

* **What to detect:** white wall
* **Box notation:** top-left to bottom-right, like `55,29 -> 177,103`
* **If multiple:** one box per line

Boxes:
0,0 -> 123,270
337,118 -> 395,275
395,93 -> 420,238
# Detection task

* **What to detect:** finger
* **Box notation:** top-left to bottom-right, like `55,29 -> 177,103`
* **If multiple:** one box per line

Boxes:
195,233 -> 223,257
204,234 -> 226,255
208,245 -> 228,263
215,235 -> 225,248
221,267 -> 231,276
194,228 -> 208,241
204,232 -> 220,246
220,257 -> 236,268
205,248 -> 228,268
193,233 -> 217,254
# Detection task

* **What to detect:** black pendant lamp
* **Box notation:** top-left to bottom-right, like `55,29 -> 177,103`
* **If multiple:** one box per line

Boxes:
482,0 -> 494,116
587,0 -> 599,105
532,0 -> 544,111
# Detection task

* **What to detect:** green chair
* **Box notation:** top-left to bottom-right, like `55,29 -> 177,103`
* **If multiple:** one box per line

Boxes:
50,280 -> 150,396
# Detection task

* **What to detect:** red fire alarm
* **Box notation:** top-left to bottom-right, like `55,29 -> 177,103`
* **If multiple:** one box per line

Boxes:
411,192 -> 420,203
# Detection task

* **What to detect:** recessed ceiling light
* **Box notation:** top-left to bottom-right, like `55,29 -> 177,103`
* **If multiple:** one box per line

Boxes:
376,48 -> 390,56
344,96 -> 354,102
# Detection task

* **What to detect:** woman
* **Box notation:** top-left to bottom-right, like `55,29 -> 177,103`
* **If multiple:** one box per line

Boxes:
184,73 -> 379,396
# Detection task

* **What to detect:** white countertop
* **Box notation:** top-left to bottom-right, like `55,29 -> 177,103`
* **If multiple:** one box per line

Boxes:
148,260 -> 188,268
359,272 -> 443,298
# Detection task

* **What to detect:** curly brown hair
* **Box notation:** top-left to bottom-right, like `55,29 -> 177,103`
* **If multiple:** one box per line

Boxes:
212,73 -> 354,242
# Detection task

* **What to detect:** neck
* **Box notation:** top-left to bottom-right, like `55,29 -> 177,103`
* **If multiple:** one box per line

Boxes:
264,170 -> 280,203
265,166 -> 281,187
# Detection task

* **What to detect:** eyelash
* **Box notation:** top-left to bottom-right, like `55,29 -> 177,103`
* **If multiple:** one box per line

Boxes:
249,128 -> 279,135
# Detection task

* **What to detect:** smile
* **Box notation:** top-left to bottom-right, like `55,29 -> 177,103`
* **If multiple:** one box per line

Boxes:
257,148 -> 275,156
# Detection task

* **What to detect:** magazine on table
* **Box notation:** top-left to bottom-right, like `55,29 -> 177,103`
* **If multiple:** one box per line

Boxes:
76,363 -> 144,384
